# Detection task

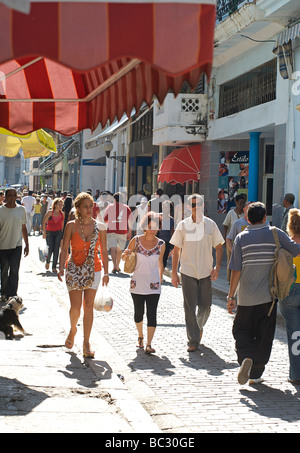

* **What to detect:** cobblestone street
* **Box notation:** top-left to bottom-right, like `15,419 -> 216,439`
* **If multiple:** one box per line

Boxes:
96,271 -> 300,433
2,235 -> 300,433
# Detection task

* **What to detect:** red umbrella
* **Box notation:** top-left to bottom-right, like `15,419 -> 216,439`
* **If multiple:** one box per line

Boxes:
0,1 -> 216,135
157,144 -> 201,185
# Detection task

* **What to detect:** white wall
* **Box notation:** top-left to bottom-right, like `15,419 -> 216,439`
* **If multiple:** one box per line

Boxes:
208,41 -> 289,141
153,93 -> 207,145
81,129 -> 106,195
286,40 -> 300,207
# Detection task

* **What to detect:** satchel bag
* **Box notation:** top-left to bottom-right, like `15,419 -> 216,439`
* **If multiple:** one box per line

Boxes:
123,238 -> 138,274
268,227 -> 296,316
66,223 -> 99,292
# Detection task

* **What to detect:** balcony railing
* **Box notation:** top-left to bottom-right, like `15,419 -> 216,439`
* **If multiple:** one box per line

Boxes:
216,0 -> 254,22
153,93 -> 207,146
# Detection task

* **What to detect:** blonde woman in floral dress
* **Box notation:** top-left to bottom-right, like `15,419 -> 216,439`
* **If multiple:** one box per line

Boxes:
58,193 -> 109,358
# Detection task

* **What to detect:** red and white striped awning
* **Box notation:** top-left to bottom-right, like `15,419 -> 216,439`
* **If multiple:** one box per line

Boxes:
158,145 -> 201,185
0,1 -> 216,136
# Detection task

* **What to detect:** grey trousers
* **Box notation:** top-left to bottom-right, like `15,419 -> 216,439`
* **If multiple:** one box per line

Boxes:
181,273 -> 212,347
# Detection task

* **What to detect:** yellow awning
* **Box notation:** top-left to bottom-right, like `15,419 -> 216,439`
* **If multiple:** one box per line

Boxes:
0,128 -> 57,158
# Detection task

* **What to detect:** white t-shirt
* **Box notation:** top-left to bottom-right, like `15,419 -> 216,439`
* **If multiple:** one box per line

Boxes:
22,195 -> 35,213
170,216 -> 224,279
0,205 -> 27,249
223,209 -> 244,233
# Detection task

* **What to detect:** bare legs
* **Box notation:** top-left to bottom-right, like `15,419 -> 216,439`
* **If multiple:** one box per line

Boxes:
135,321 -> 156,350
110,246 -> 122,272
65,288 -> 96,355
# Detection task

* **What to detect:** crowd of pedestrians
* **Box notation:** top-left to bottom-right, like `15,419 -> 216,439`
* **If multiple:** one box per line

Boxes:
1,186 -> 300,388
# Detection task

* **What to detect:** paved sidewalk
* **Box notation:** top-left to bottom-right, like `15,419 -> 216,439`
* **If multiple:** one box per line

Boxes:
0,236 -> 160,434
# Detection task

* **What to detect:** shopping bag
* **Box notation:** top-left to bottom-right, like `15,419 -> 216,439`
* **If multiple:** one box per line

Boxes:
38,238 -> 48,263
94,285 -> 113,312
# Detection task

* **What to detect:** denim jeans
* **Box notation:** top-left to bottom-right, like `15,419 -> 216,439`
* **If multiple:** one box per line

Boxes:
46,230 -> 63,270
279,283 -> 300,381
0,246 -> 22,298
181,273 -> 212,348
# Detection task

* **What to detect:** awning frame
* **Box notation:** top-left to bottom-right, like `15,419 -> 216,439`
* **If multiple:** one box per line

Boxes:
0,58 -> 141,103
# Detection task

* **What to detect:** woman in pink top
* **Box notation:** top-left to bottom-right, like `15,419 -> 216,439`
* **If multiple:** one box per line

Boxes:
42,198 -> 65,273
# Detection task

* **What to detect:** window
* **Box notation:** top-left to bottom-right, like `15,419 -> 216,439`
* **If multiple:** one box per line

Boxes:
217,0 -> 251,22
265,144 -> 274,174
132,109 -> 153,142
219,60 -> 277,118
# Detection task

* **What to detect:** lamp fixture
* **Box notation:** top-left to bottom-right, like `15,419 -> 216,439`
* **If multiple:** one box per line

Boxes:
103,139 -> 126,163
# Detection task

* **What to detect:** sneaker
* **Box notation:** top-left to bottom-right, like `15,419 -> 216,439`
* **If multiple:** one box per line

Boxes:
238,358 -> 253,385
249,378 -> 264,385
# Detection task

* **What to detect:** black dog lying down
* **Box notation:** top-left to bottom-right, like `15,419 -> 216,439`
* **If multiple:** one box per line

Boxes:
0,296 -> 26,340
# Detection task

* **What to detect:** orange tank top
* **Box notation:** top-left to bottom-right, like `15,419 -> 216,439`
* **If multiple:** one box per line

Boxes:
69,230 -> 102,272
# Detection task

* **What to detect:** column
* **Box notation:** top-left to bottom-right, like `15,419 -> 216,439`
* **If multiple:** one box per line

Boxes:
248,132 -> 261,202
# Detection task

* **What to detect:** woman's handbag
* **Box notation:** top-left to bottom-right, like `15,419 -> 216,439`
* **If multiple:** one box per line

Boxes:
123,239 -> 138,274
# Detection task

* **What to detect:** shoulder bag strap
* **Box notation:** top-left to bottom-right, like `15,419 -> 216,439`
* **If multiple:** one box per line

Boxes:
88,222 -> 99,257
271,226 -> 280,251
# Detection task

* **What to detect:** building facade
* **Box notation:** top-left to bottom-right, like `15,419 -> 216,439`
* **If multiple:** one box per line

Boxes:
203,0 -> 300,229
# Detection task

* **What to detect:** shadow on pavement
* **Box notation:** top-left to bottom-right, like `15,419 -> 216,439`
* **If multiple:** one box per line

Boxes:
179,345 -> 237,377
128,349 -> 176,376
0,377 -> 49,416
240,384 -> 300,422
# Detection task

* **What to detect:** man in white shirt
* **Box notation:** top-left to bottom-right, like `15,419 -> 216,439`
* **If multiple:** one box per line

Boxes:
170,194 -> 224,352
22,190 -> 36,235
0,189 -> 29,301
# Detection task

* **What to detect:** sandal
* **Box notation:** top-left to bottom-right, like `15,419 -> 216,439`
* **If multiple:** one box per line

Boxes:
145,344 -> 156,354
137,337 -> 144,349
83,344 -> 95,359
65,329 -> 77,350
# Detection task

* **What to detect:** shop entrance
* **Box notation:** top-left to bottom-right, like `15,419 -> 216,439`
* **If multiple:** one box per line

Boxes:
129,156 -> 153,197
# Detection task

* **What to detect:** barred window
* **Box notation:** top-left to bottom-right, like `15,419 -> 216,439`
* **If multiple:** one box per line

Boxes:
218,59 -> 277,118
132,109 -> 153,142
217,0 -> 253,22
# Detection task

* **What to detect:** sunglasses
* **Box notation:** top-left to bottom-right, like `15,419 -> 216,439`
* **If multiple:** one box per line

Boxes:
191,203 -> 203,208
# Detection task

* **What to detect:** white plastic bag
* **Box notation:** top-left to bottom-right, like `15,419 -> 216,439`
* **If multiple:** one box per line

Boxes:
38,238 -> 49,263
94,285 -> 113,312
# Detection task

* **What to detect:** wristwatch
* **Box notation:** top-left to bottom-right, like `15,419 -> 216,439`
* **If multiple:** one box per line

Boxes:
227,296 -> 236,301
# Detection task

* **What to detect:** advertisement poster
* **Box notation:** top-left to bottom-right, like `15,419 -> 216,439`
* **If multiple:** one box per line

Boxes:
218,151 -> 249,213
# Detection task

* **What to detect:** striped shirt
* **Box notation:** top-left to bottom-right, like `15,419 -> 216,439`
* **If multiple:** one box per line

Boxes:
229,224 -> 300,306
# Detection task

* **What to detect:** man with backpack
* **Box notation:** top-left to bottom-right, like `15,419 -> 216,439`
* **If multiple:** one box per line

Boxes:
227,202 -> 300,385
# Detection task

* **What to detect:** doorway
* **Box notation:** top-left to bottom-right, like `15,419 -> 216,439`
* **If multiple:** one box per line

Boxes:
262,144 -> 274,223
